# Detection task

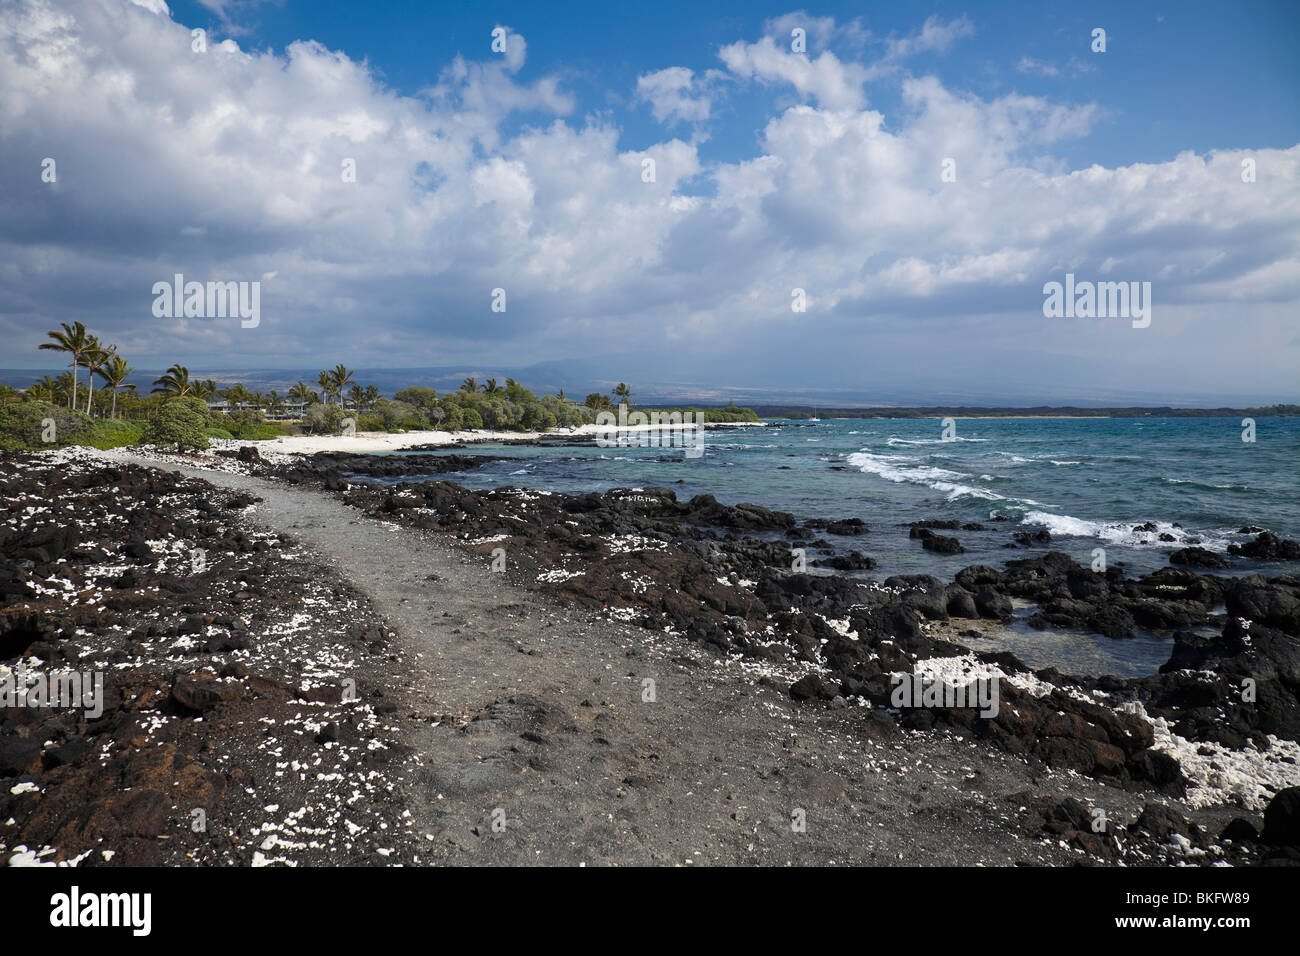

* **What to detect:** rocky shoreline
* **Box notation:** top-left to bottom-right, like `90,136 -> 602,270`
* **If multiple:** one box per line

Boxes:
256,448 -> 1300,861
0,450 -> 429,865
3,443 -> 1299,866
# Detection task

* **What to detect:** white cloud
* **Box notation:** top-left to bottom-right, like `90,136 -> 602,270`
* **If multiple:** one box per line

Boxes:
1017,56 -> 1060,77
762,11 -> 869,53
886,15 -> 974,59
719,35 -> 870,110
635,67 -> 714,126
1,0 -> 1296,397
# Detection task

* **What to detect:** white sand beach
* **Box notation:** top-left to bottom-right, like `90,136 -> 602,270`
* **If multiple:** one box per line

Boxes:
235,420 -> 764,456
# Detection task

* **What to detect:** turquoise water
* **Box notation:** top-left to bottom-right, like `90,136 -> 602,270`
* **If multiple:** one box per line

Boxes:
386,417 -> 1299,577
368,417 -> 1299,675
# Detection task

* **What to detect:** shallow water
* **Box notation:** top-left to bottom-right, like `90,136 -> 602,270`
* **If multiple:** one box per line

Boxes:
358,417 -> 1300,675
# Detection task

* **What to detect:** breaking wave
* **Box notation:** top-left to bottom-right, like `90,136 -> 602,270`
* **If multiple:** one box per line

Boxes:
1019,511 -> 1236,551
847,452 -> 1044,506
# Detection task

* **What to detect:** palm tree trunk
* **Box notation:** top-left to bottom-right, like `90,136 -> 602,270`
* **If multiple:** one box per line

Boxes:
110,387 -> 118,419
69,362 -> 77,409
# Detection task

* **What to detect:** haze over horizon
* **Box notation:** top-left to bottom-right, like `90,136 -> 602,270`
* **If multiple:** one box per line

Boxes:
2,0 -> 1298,403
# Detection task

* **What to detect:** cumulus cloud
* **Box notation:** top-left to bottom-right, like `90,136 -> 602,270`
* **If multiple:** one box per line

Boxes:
1,0 -> 1296,398
762,11 -> 870,53
635,67 -> 715,127
719,35 -> 870,110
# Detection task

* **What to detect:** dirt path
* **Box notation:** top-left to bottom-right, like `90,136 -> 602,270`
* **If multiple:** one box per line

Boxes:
101,452 -> 1187,865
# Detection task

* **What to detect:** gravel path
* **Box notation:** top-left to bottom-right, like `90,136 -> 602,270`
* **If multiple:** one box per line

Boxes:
99,451 -> 1219,865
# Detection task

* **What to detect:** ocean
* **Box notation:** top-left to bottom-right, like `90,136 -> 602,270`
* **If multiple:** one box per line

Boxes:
364,417 -> 1300,676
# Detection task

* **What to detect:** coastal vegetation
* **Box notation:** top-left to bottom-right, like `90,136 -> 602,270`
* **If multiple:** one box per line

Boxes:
374,377 -> 594,434
1,327 -> 762,450
139,396 -> 212,452
640,401 -> 761,423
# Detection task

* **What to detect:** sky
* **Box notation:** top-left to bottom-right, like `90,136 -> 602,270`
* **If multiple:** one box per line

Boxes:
1,0 -> 1298,404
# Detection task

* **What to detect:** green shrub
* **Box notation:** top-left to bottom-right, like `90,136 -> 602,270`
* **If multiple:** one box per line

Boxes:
303,403 -> 347,434
82,418 -> 145,450
477,399 -> 522,429
0,401 -> 91,450
436,403 -> 463,431
172,395 -> 215,422
702,402 -> 760,423
393,386 -> 438,409
521,402 -> 555,431
218,408 -> 270,440
246,422 -> 287,440
540,397 -> 592,428
140,398 -> 211,452
213,408 -> 286,441
0,400 -> 152,450
460,407 -> 483,429
375,399 -> 421,431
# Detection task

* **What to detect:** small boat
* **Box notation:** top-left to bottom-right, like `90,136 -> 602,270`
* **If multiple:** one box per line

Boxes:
808,407 -> 820,423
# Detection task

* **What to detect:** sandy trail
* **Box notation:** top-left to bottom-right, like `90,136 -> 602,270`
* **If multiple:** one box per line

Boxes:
99,450 -> 1184,865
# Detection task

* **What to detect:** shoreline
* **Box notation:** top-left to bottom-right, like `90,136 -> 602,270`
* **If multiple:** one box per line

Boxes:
4,444 -> 1300,866
243,420 -> 764,456
0,448 -> 1152,866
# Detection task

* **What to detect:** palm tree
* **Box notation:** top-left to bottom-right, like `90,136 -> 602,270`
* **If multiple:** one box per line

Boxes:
461,378 -> 478,394
223,383 -> 251,409
329,365 -> 356,403
483,378 -> 499,395
556,388 -> 567,403
96,354 -> 136,419
364,385 -> 380,408
613,382 -> 632,408
39,321 -> 92,409
80,337 -> 114,415
55,371 -> 76,407
348,384 -> 365,409
27,375 -> 59,403
288,381 -> 313,405
197,379 -> 219,401
316,370 -> 337,405
152,364 -> 194,397
268,389 -> 282,415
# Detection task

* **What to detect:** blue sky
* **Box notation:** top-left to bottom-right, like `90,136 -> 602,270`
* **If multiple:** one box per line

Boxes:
169,0 -> 1299,170
2,0 -> 1298,403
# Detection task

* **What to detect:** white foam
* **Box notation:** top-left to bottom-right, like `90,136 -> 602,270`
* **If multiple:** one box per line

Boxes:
848,452 -> 1043,506
1020,512 -> 1233,551
886,436 -> 989,446
993,451 -> 1081,467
